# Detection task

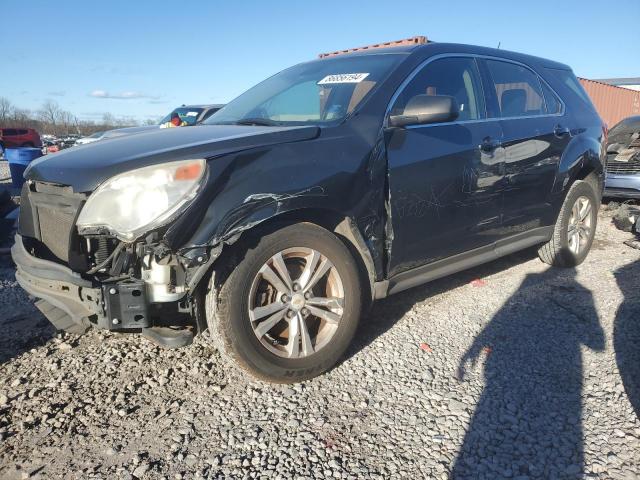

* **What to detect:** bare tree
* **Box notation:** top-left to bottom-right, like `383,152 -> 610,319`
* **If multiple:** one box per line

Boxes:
101,112 -> 116,127
59,110 -> 78,135
0,98 -> 145,136
39,100 -> 63,134
0,97 -> 13,127
11,108 -> 34,128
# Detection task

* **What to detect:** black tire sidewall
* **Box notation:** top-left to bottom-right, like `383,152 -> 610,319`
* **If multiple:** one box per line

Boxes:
216,223 -> 362,382
557,181 -> 598,266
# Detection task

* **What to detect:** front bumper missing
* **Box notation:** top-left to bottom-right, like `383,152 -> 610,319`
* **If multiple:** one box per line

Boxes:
12,234 -> 193,347
12,234 -> 102,333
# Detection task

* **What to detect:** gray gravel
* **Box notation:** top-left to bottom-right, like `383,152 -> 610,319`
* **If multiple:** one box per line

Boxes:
0,161 -> 10,181
0,210 -> 639,479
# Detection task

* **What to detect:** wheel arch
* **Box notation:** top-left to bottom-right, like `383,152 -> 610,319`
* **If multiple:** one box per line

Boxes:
556,132 -> 605,194
201,208 -> 378,306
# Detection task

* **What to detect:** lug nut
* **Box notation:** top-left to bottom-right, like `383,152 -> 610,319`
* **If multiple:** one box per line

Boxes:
304,291 -> 311,300
287,310 -> 295,318
109,288 -> 117,295
293,283 -> 300,291
301,308 -> 309,316
281,294 -> 290,303
112,318 -> 120,325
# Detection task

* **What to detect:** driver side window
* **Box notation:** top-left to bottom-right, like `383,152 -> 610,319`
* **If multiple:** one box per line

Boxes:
392,57 -> 485,122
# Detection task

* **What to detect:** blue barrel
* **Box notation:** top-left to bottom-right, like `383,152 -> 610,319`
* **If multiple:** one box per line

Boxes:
5,148 -> 43,189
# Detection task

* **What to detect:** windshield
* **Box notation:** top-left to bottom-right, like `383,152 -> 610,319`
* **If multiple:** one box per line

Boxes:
205,54 -> 404,126
159,107 -> 205,126
89,131 -> 104,138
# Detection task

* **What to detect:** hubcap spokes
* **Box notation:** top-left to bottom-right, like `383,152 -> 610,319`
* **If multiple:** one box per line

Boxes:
248,248 -> 344,359
568,196 -> 593,255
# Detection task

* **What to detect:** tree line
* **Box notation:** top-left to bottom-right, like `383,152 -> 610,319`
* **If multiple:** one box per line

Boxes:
0,97 -> 159,137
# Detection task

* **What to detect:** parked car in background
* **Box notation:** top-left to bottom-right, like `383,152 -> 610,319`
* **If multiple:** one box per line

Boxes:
76,131 -> 106,146
72,105 -> 227,147
159,104 -> 225,127
0,128 -> 42,148
604,116 -> 640,198
13,42 -> 605,383
59,134 -> 81,148
100,125 -> 159,139
42,140 -> 60,154
0,133 -> 4,158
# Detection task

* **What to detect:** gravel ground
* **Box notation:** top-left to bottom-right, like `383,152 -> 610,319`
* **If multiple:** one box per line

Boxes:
0,161 -> 10,181
0,211 -> 639,479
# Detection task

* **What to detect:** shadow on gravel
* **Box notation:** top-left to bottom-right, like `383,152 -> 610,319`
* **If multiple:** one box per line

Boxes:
452,268 -> 604,479
345,248 -> 538,361
0,309 -> 56,365
614,260 -> 640,419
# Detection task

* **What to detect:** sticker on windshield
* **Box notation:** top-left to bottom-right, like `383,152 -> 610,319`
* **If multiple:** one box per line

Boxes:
318,73 -> 369,85
186,111 -> 199,117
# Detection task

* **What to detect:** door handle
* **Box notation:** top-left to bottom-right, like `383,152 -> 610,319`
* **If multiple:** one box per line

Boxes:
480,137 -> 502,152
554,125 -> 571,138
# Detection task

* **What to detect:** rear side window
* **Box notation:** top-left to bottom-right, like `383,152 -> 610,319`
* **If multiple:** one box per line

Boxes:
3,129 -> 17,136
547,69 -> 596,112
540,82 -> 562,114
486,60 -> 545,118
392,57 -> 485,121
18,129 -> 28,135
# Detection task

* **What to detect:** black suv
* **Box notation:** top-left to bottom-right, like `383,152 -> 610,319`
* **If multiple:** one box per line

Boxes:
13,43 -> 605,382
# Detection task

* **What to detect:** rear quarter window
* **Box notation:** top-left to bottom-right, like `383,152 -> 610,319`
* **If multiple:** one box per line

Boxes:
545,68 -> 597,113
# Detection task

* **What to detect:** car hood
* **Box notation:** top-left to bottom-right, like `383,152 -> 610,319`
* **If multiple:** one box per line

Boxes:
25,124 -> 320,192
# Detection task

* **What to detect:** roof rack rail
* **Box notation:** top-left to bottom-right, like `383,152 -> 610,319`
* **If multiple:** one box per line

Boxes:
318,36 -> 429,58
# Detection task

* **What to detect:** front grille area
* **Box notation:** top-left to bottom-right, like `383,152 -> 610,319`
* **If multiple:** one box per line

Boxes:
606,161 -> 640,175
18,181 -> 86,264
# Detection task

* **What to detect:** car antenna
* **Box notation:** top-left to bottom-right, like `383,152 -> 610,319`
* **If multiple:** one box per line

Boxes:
497,41 -> 501,49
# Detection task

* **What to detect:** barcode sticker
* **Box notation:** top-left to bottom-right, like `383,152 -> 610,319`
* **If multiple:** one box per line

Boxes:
318,73 -> 369,85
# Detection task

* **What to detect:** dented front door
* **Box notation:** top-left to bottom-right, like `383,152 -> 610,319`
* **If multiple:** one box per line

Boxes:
385,120 -> 505,277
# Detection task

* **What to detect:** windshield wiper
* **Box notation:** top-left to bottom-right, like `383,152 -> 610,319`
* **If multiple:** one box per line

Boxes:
234,117 -> 281,126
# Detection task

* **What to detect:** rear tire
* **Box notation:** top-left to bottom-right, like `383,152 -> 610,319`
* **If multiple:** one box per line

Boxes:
204,223 -> 362,383
538,180 -> 599,267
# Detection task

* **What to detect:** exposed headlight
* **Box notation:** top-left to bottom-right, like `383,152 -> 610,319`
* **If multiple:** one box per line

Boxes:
77,159 -> 206,241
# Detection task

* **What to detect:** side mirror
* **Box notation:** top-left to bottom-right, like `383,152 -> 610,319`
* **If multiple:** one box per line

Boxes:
389,94 -> 460,128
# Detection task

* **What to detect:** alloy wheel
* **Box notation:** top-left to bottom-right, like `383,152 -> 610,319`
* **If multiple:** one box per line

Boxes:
567,196 -> 593,255
247,247 -> 345,358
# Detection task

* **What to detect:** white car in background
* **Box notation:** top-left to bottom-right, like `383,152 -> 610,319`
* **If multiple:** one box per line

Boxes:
75,131 -> 106,145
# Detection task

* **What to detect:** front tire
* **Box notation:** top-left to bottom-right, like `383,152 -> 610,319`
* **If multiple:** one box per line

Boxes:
538,180 -> 599,267
205,223 -> 362,383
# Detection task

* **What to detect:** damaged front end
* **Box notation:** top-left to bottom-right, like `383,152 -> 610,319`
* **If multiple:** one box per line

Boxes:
12,162 -> 215,348
605,119 -> 640,199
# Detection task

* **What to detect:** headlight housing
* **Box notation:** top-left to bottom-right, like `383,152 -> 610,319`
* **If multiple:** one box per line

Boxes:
77,159 -> 206,241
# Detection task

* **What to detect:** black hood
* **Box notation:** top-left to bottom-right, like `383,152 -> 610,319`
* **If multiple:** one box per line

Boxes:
26,124 -> 319,192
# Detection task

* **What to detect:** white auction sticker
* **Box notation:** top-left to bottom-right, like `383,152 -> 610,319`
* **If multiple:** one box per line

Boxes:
318,73 -> 369,85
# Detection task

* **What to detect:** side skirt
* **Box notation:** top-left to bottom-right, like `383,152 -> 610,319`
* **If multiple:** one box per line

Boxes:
374,226 -> 553,299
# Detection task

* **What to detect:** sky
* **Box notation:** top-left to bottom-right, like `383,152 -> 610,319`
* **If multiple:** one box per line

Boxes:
3,0 -> 639,122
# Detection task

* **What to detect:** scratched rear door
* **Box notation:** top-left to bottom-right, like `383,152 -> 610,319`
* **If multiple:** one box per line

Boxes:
384,56 -> 505,277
